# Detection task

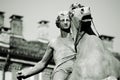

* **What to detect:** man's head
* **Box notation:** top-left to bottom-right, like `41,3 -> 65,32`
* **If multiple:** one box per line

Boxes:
56,11 -> 71,30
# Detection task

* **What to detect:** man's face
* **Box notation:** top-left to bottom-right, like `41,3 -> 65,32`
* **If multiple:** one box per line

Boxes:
59,15 -> 70,29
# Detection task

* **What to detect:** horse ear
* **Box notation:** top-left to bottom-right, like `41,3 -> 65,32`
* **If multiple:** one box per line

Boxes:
70,4 -> 73,10
78,3 -> 84,8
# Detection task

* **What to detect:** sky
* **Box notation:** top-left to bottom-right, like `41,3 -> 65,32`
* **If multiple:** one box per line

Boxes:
0,0 -> 120,52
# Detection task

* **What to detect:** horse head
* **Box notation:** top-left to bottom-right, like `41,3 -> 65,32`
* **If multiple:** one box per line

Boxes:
69,6 -> 95,41
70,6 -> 92,28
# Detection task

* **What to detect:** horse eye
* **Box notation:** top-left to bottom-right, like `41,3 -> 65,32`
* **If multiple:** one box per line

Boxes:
72,7 -> 76,10
69,11 -> 74,17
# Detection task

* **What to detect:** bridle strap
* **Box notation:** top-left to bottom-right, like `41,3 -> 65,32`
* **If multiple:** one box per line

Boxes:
91,19 -> 100,37
74,21 -> 86,52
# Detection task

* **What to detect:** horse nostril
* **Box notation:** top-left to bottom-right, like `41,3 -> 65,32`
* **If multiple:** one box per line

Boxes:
81,8 -> 84,12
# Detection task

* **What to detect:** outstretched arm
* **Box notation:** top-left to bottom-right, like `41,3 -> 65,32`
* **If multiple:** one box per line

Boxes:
17,46 -> 54,78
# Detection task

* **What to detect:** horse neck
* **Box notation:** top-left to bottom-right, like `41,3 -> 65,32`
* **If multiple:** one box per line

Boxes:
71,22 -> 77,41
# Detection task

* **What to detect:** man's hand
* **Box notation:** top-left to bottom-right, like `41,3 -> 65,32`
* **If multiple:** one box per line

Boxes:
17,70 -> 26,80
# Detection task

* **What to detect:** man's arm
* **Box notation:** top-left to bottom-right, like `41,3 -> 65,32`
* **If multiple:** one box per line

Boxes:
17,46 -> 54,78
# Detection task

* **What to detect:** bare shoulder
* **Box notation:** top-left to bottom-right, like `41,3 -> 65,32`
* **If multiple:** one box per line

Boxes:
48,38 -> 57,47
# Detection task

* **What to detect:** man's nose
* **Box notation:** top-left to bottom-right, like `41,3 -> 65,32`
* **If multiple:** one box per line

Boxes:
64,21 -> 68,25
64,20 -> 67,24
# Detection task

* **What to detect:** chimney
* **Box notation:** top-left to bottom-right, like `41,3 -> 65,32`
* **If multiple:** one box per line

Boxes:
10,15 -> 23,37
37,20 -> 50,43
0,11 -> 5,32
0,12 -> 10,47
99,35 -> 114,51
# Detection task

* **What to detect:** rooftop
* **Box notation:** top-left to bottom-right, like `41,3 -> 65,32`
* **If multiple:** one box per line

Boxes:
10,15 -> 23,20
38,20 -> 49,24
99,35 -> 114,41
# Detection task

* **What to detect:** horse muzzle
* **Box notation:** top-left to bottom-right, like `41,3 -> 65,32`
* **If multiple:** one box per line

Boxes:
81,14 -> 92,22
81,7 -> 92,22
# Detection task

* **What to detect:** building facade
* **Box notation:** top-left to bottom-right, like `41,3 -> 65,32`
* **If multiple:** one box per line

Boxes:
0,12 -> 54,80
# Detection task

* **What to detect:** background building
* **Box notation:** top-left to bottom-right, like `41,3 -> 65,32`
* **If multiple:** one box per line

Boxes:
0,12 -> 54,80
99,35 -> 120,61
99,35 -> 114,51
37,20 -> 50,43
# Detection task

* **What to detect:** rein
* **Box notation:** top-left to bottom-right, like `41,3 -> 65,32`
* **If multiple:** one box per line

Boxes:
74,19 -> 99,52
74,21 -> 85,52
91,19 -> 100,36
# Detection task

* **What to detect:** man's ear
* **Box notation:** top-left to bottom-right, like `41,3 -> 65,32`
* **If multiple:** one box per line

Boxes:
55,18 -> 60,28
